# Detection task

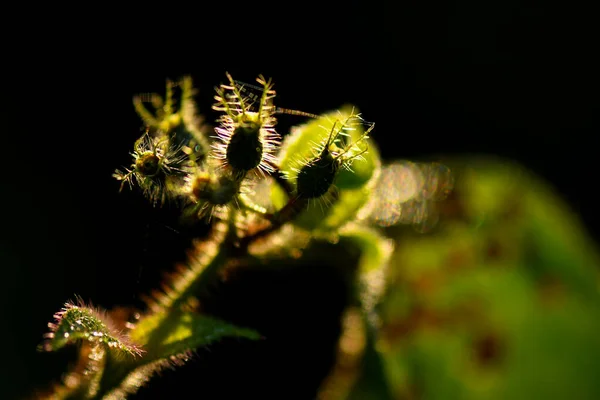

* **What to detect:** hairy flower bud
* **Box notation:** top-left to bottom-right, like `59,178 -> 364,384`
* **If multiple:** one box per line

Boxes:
211,73 -> 280,178
180,167 -> 244,222
296,150 -> 339,200
113,132 -> 189,206
294,114 -> 373,203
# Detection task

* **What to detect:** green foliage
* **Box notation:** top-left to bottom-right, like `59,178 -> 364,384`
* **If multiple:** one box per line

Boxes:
34,74 -> 600,399
319,158 -> 600,400
130,311 -> 261,363
40,302 -> 142,358
273,106 -> 379,234
36,74 -> 392,399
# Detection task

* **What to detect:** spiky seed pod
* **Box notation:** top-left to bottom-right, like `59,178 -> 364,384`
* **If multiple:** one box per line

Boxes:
179,166 -> 247,222
226,116 -> 264,171
113,131 -> 190,206
135,152 -> 160,177
211,73 -> 280,178
295,114 -> 374,204
296,150 -> 339,200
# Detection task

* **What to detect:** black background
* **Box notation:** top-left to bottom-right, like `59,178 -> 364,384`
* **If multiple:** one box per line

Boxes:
2,1 -> 599,399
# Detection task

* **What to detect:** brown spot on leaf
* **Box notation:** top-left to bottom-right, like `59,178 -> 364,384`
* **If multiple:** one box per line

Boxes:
473,331 -> 504,366
538,275 -> 565,307
485,238 -> 503,260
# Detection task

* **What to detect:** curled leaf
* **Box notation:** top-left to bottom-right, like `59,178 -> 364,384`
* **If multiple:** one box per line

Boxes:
40,301 -> 143,358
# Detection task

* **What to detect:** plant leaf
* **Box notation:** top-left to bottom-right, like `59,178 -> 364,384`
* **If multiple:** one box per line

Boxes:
40,302 -> 143,358
373,157 -> 600,399
130,311 -> 261,363
37,302 -> 143,399
90,312 -> 261,399
338,224 -> 394,316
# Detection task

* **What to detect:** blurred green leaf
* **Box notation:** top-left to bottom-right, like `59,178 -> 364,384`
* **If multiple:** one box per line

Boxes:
374,157 -> 600,399
322,157 -> 600,399
338,225 -> 393,314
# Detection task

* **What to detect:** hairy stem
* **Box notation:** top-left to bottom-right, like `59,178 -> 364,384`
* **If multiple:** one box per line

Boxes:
239,195 -> 308,249
90,212 -> 239,398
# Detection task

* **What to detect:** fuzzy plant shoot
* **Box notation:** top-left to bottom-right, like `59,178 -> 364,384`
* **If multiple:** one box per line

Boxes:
212,72 -> 280,178
35,72 -> 456,399
113,132 -> 191,206
294,113 -> 373,202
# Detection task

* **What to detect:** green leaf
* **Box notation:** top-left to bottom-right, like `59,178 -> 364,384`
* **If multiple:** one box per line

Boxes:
339,225 -> 393,274
294,186 -> 372,234
40,302 -> 142,358
89,312 -> 261,399
130,311 -> 260,363
371,157 -> 600,399
338,224 -> 394,315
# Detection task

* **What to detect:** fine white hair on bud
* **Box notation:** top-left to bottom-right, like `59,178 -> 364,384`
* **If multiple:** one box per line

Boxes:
179,164 -> 255,223
211,73 -> 280,178
113,130 -> 190,206
294,112 -> 373,207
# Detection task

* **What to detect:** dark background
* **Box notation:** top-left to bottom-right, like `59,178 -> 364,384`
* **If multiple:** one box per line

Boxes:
2,1 -> 599,399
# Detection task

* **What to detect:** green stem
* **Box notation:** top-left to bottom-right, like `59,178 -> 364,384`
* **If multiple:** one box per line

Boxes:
238,193 -> 274,220
133,96 -> 159,127
239,195 -> 308,249
92,212 -> 239,398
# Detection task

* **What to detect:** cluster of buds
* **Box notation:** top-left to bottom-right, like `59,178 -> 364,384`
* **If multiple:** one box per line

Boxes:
114,73 -> 377,237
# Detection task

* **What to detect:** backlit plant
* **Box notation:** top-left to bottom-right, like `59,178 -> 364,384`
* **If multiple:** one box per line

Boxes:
35,73 -> 455,399
34,72 -> 600,400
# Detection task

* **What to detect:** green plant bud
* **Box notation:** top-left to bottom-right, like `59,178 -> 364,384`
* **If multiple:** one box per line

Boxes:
135,152 -> 161,177
212,73 -> 280,177
191,172 -> 239,206
296,150 -> 339,200
273,106 -> 381,233
226,118 -> 264,171
113,132 -> 191,206
181,168 -> 244,222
